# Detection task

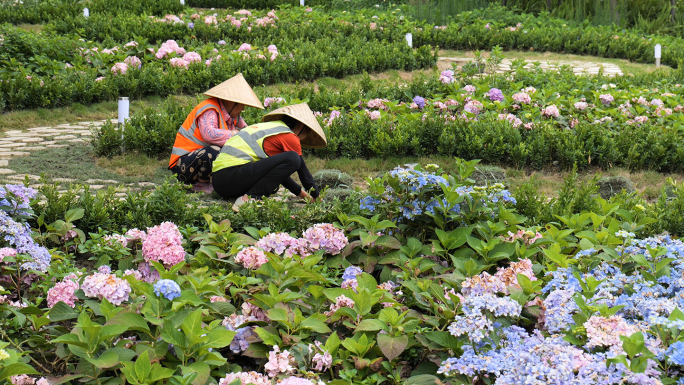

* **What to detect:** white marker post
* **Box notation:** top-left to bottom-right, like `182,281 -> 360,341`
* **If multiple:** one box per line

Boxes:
83,8 -> 89,18
300,0 -> 304,6
180,0 -> 185,5
405,32 -> 413,48
118,97 -> 129,151
655,44 -> 662,68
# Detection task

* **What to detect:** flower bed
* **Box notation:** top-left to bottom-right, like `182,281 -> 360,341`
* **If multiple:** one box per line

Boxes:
0,162 -> 683,384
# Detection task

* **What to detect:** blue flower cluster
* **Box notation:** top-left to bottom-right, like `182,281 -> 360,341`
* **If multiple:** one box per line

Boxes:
0,185 -> 36,218
342,266 -> 363,281
0,210 -> 51,272
153,279 -> 182,301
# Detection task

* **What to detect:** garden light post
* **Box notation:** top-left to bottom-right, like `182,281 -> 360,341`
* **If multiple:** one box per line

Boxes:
655,44 -> 661,68
405,33 -> 412,48
118,97 -> 129,151
83,8 -> 89,18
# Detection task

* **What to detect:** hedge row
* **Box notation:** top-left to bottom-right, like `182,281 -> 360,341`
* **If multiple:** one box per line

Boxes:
0,38 -> 435,111
0,0 -> 185,25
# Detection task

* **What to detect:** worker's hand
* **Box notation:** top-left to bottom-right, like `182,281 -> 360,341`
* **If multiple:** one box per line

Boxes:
298,189 -> 311,201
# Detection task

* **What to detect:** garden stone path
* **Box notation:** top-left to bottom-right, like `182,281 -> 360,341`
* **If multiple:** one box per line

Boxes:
0,120 -> 156,200
439,57 -> 624,77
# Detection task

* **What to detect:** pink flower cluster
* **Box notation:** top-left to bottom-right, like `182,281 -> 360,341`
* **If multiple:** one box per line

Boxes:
574,101 -> 588,110
142,222 -> 185,268
310,341 -> 332,371
242,302 -> 268,321
218,372 -> 269,385
324,294 -> 355,317
500,229 -> 543,245
238,43 -> 252,52
325,110 -> 341,127
125,228 -> 147,245
599,94 -> 614,105
463,85 -> 476,94
111,62 -> 128,75
170,58 -> 188,69
367,98 -> 390,110
81,272 -> 131,305
267,45 -> 279,60
0,247 -> 16,262
512,92 -> 531,104
47,273 -> 80,308
439,69 -> 454,84
264,346 -> 296,377
124,56 -> 141,69
279,378 -> 316,385
498,113 -> 522,128
302,223 -> 349,255
584,315 -> 638,349
368,110 -> 381,120
210,296 -> 227,302
463,100 -> 483,115
235,247 -> 268,269
264,96 -> 285,108
11,375 -> 35,385
461,259 -> 536,296
541,105 -> 560,118
124,262 -> 160,283
104,233 -> 127,247
155,40 -> 186,59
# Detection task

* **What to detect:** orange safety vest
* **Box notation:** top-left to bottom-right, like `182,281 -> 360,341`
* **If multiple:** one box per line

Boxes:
168,98 -> 228,169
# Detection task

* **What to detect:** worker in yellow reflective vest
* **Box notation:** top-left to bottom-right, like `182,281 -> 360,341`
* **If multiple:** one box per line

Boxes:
168,73 -> 264,194
211,103 -> 327,208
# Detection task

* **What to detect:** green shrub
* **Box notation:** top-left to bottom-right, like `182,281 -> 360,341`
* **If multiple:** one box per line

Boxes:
596,176 -> 636,199
313,169 -> 353,190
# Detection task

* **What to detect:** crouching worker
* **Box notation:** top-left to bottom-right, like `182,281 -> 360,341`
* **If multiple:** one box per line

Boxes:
211,103 -> 327,208
168,73 -> 264,194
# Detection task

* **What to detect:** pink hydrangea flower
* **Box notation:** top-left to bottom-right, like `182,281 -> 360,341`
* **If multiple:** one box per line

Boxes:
264,346 -> 296,377
463,85 -> 476,94
279,378 -> 316,385
235,247 -> 268,269
325,295 -> 355,317
36,378 -> 49,385
47,275 -> 79,308
142,222 -> 185,268
125,228 -> 147,245
218,372 -> 269,385
210,296 -> 227,303
104,234 -> 127,247
439,69 -> 454,84
310,341 -> 332,371
81,272 -> 131,305
236,9 -> 252,16
124,56 -> 141,69
242,302 -> 268,321
574,101 -> 588,110
484,23 -> 491,29
11,375 -> 35,385
651,98 -> 664,107
183,52 -> 201,64
95,77 -> 105,82
464,100 -> 483,115
231,19 -> 242,27
124,41 -> 138,48
238,43 -> 252,52
0,248 -> 16,262
190,14 -> 200,20
170,58 -> 189,69
256,232 -> 296,254
204,16 -> 218,25
263,97 -> 285,108
302,223 -> 348,255
512,92 -> 531,104
584,315 -> 637,349
110,63 -> 128,75
541,105 -> 560,118
498,113 -> 522,128
599,94 -> 614,105
123,269 -> 143,281
368,110 -> 381,120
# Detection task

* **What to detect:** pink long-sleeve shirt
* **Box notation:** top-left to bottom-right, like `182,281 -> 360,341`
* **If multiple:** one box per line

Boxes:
197,101 -> 247,146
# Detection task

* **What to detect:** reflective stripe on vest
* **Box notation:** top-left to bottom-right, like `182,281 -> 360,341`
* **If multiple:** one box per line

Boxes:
168,98 -> 227,168
212,122 -> 292,173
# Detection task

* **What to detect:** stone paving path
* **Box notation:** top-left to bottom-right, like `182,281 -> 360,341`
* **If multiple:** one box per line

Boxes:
440,57 -> 624,77
0,120 -> 156,198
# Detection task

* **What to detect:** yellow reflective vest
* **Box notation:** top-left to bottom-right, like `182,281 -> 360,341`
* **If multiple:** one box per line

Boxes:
212,121 -> 292,173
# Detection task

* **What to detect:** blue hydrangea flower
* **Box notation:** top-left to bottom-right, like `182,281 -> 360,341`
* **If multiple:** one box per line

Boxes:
153,279 -> 181,301
188,22 -> 194,29
342,266 -> 363,281
667,341 -> 684,366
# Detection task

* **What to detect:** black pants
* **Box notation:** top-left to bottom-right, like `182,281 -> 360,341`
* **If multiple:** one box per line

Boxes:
170,146 -> 220,184
212,151 -> 301,199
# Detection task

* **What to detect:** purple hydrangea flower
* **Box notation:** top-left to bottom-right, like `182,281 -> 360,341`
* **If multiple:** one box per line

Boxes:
412,96 -> 425,109
487,88 -> 504,102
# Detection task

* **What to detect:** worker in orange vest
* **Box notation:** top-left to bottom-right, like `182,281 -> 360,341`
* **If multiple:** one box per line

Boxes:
168,73 -> 264,194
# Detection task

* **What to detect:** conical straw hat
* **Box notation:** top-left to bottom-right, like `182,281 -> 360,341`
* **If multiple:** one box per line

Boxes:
204,73 -> 264,109
261,103 -> 327,148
